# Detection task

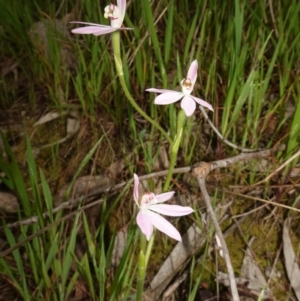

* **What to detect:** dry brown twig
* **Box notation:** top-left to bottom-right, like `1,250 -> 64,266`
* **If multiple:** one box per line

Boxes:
253,148 -> 300,186
226,191 -> 300,213
199,105 -> 261,153
192,162 -> 240,301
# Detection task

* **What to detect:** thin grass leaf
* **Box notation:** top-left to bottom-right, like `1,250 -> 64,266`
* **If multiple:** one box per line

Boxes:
142,0 -> 167,87
3,223 -> 30,300
26,135 -> 45,225
40,169 -> 54,222
183,1 -> 202,62
0,258 -> 23,291
228,69 -> 257,132
109,228 -> 138,301
65,136 -> 104,199
65,270 -> 80,300
38,241 -> 57,291
25,239 -> 39,283
78,254 -> 95,299
61,211 -> 81,296
164,0 -> 174,65
234,0 -> 244,55
287,86 -> 300,156
0,132 -> 31,215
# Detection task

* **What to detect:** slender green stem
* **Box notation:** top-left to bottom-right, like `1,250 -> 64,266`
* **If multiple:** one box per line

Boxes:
163,110 -> 186,191
136,233 -> 146,301
136,233 -> 155,301
111,31 -> 173,145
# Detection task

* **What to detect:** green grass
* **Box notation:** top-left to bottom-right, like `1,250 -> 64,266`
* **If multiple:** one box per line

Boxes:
0,0 -> 300,300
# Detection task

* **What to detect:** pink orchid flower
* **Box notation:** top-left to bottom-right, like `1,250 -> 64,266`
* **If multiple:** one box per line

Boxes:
133,174 -> 194,241
146,60 -> 213,117
71,0 -> 132,36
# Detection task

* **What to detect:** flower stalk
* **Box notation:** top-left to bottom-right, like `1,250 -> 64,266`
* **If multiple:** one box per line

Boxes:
163,109 -> 186,191
136,234 -> 154,301
111,32 -> 173,145
136,235 -> 146,301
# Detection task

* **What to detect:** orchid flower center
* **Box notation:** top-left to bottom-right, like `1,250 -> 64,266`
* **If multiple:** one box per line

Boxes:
104,4 -> 117,19
140,193 -> 156,208
104,4 -> 122,28
180,78 -> 193,95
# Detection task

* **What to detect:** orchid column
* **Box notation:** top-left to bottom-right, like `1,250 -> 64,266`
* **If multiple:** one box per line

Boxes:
147,60 -> 213,190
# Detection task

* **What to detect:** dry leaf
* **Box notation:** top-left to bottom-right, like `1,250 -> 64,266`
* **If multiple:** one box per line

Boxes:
66,280 -> 87,301
290,167 -> 300,178
111,228 -> 127,267
106,159 -> 125,179
283,219 -> 300,301
0,191 -> 19,213
218,237 -> 273,300
33,110 -> 81,149
67,118 -> 80,134
148,223 -> 204,300
29,18 -> 77,71
34,111 -> 60,126
240,237 -> 267,291
153,145 -> 169,170
55,174 -> 114,206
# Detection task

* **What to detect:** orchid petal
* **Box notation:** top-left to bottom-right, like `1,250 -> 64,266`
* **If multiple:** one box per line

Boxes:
117,0 -> 126,23
154,92 -> 183,105
133,174 -> 139,206
181,95 -> 196,117
70,21 -> 110,27
146,88 -> 177,94
147,211 -> 182,241
191,96 -> 214,111
137,211 -> 153,241
92,27 -> 118,36
187,60 -> 198,86
71,26 -> 117,35
152,191 -> 175,204
148,204 -> 194,216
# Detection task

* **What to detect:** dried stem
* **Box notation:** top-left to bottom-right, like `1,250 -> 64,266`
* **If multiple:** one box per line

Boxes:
199,105 -> 262,153
192,163 -> 240,301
